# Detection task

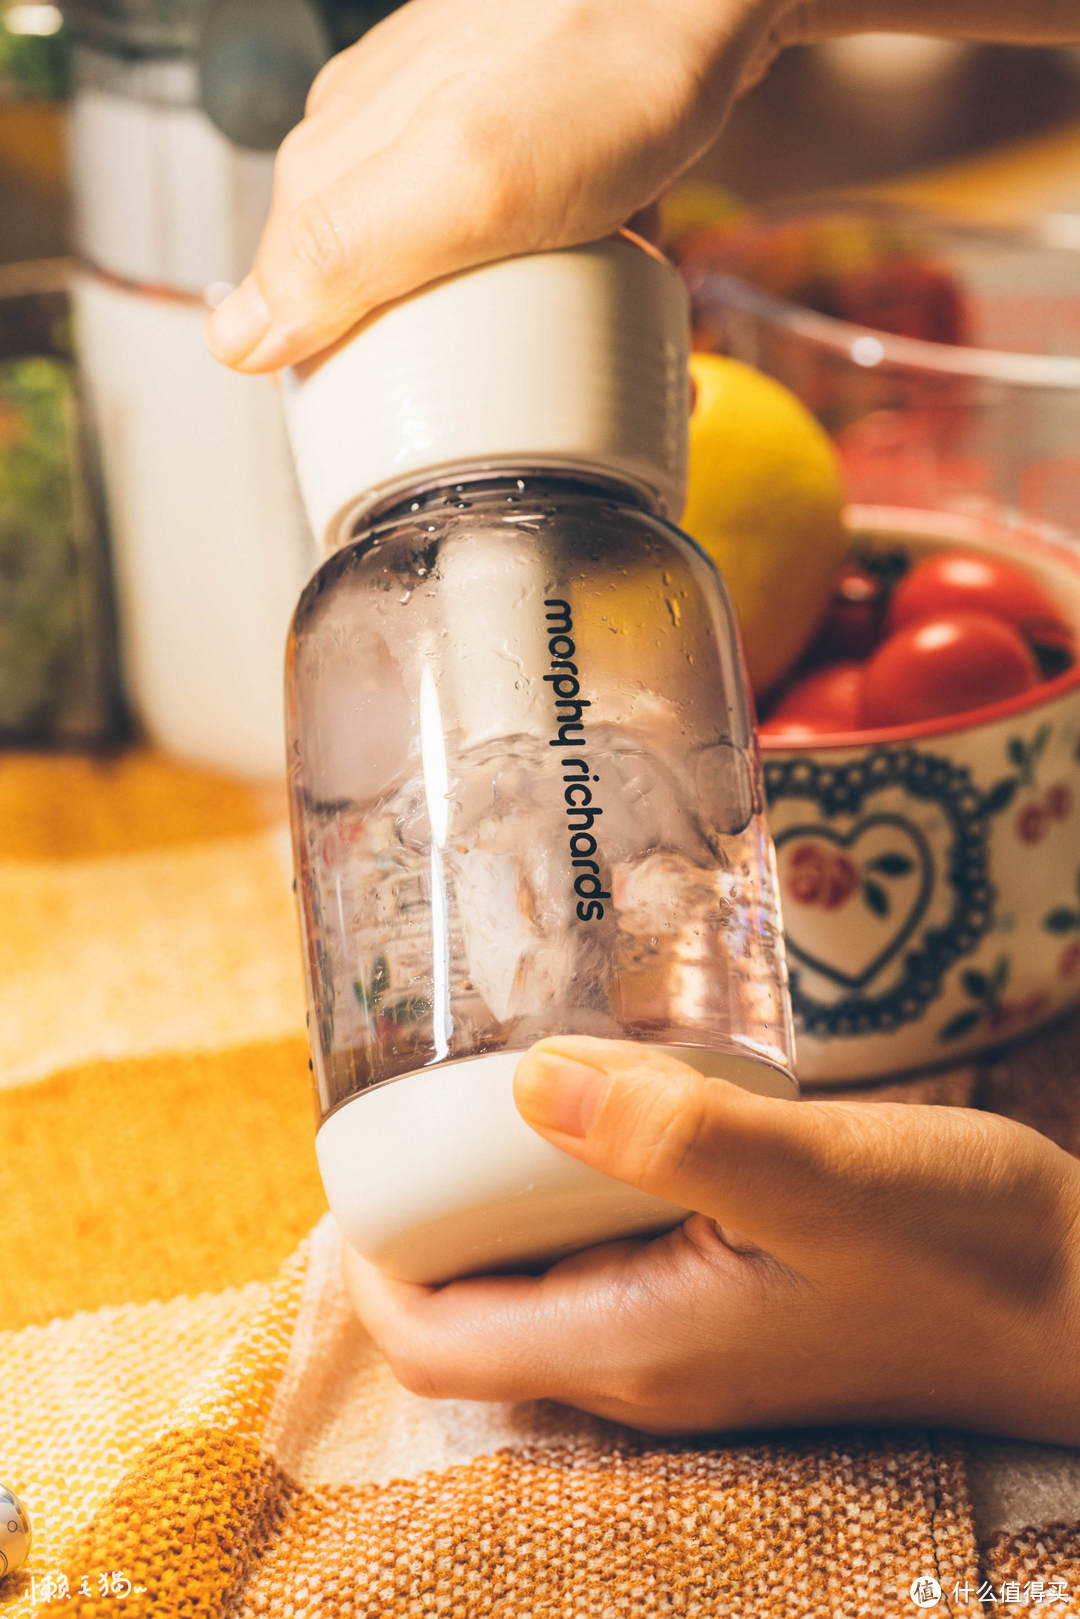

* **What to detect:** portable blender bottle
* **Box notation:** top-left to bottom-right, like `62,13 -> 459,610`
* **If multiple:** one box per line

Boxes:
283,234 -> 797,1284
67,0 -> 323,776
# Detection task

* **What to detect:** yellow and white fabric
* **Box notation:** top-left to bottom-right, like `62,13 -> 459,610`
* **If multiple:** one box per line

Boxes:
2,749 -> 1078,1617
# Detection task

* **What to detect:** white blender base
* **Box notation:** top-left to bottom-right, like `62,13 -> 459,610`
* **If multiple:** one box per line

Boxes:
317,1045 -> 797,1284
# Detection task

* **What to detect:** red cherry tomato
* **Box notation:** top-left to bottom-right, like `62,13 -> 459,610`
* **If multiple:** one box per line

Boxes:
761,662 -> 865,737
862,611 -> 1040,729
808,564 -> 887,663
820,257 -> 968,345
886,550 -> 1074,652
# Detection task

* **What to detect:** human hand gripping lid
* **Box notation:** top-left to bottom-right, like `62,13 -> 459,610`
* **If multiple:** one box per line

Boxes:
205,0 -> 1080,376
343,1036 -> 1080,1440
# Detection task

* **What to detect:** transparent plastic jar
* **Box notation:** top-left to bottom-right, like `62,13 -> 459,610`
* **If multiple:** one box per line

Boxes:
283,237 -> 796,1283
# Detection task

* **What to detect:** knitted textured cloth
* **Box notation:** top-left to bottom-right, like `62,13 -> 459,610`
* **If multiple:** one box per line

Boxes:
1,749 -> 1078,1618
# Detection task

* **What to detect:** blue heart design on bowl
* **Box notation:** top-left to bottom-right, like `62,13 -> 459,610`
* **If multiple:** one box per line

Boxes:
764,746 -> 995,1039
774,814 -> 933,991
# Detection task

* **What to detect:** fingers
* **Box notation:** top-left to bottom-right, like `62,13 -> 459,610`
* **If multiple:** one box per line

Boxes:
510,1036 -> 1014,1267
513,1036 -> 859,1260
513,1036 -> 1080,1292
342,1213 -> 789,1426
341,1230 -> 668,1407
204,120 -> 482,372
201,0 -> 778,374
205,110 -> 532,373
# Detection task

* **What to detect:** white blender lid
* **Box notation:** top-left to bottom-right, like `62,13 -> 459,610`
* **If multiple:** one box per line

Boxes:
281,233 -> 691,548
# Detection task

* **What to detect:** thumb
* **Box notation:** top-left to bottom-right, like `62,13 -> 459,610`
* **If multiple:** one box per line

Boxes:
514,1035 -> 842,1258
205,118 -> 533,374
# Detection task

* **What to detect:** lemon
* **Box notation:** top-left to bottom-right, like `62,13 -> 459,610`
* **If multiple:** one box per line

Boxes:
681,354 -> 847,697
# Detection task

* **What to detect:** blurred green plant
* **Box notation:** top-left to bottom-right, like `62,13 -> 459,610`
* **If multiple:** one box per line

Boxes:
0,2 -> 69,100
0,354 -> 89,732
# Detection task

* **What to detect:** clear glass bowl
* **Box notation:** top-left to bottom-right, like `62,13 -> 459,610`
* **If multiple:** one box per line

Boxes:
684,201 -> 1080,539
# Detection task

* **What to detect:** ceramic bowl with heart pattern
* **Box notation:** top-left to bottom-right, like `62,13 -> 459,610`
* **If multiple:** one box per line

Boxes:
761,506 -> 1080,1085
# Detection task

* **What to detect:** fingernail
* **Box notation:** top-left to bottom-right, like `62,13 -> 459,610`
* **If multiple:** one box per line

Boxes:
515,1049 -> 607,1138
205,277 -> 271,363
